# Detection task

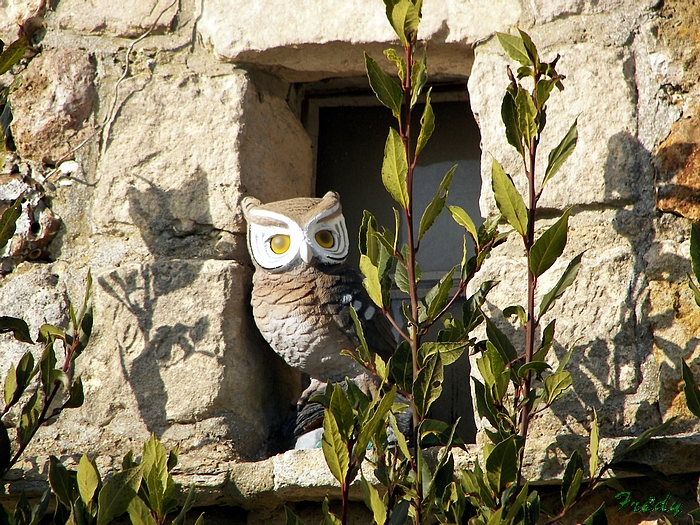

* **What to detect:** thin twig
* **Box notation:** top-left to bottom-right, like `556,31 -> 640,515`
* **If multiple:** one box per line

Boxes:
43,0 -> 178,184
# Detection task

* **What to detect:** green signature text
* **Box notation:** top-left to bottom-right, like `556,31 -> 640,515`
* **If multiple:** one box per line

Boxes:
615,491 -> 682,517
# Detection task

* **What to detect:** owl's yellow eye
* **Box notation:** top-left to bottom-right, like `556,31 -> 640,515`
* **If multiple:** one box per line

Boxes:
270,234 -> 291,254
315,230 -> 335,249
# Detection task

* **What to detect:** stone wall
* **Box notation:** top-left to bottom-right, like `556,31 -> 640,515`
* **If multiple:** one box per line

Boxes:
1,0 -> 699,522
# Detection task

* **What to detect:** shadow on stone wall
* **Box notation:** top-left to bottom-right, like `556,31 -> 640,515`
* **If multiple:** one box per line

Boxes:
550,132 -> 663,444
98,262 -> 212,437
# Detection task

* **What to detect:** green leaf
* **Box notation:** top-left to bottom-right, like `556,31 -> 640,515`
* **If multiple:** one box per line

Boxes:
538,251 -> 584,319
621,416 -> 678,456
690,275 -> 700,307
485,318 -> 518,364
365,53 -> 403,121
322,498 -> 342,525
543,119 -> 578,188
142,435 -> 170,520
0,421 -> 10,476
388,500 -> 410,525
360,210 -> 380,263
330,384 -> 355,441
518,29 -> 539,67
3,364 -> 16,409
65,376 -> 85,409
382,128 -> 409,209
530,208 -> 572,277
419,418 -> 465,448
77,455 -> 100,507
391,340 -> 412,393
38,324 -> 64,344
40,345 -> 57,397
394,246 -> 422,293
418,162 -> 453,241
360,254 -> 384,308
561,450 -> 583,508
447,205 -> 479,246
27,488 -> 50,525
284,507 -> 305,525
321,410 -> 349,484
543,370 -> 572,405
0,317 -> 33,344
11,352 -> 35,403
517,360 -> 551,379
0,195 -> 22,253
691,222 -> 700,282
411,54 -> 428,108
349,305 -> 371,364
18,391 -> 41,446
496,32 -> 531,66
413,352 -> 443,417
356,387 -> 395,457
463,280 -> 498,332
418,341 -> 467,367
127,497 -> 157,525
485,436 -> 518,493
532,320 -> 556,362
535,78 -> 558,109
0,36 -> 28,76
96,465 -> 142,525
388,412 -> 411,458
502,90 -> 524,157
491,158 -> 528,236
387,0 -> 419,45
582,503 -> 607,525
590,408 -> 599,477
415,89 -> 435,158
515,88 -> 538,149
49,456 -> 76,510
172,484 -> 197,525
360,476 -> 386,525
421,266 -> 456,322
472,378 -> 498,429
384,48 -> 406,83
503,304 -> 526,326
479,343 -> 509,401
682,359 -> 700,418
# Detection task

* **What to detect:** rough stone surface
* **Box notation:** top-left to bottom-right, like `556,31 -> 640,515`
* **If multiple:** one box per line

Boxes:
10,47 -> 97,164
0,262 -> 69,377
468,210 -> 664,441
0,0 -> 39,39
88,62 -> 312,268
50,260 -> 296,460
655,107 -> 700,221
53,0 -> 179,37
197,0 -> 519,81
469,39 -> 640,214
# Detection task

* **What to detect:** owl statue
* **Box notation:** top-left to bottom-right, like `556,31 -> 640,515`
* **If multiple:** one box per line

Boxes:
241,191 -> 395,387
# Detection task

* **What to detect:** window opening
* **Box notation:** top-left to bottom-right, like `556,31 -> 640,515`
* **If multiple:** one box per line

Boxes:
305,83 -> 482,442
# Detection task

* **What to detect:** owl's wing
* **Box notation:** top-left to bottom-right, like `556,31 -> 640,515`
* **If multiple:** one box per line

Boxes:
318,263 -> 396,363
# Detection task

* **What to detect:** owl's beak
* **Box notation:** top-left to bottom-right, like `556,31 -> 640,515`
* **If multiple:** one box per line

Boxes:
300,241 -> 312,263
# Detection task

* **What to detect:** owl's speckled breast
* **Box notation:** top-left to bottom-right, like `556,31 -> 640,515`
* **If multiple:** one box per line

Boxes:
250,263 -> 367,381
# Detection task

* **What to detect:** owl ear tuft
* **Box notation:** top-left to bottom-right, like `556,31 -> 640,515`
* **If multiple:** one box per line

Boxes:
321,191 -> 340,203
240,196 -> 261,219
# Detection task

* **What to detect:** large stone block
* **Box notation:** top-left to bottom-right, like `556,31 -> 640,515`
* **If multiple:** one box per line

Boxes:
468,40 -> 640,213
10,47 -> 97,164
25,259 -> 298,461
52,0 -> 178,37
89,65 -> 312,265
197,0 -> 519,81
655,106 -> 700,221
0,262 -> 70,381
468,210 -> 662,441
